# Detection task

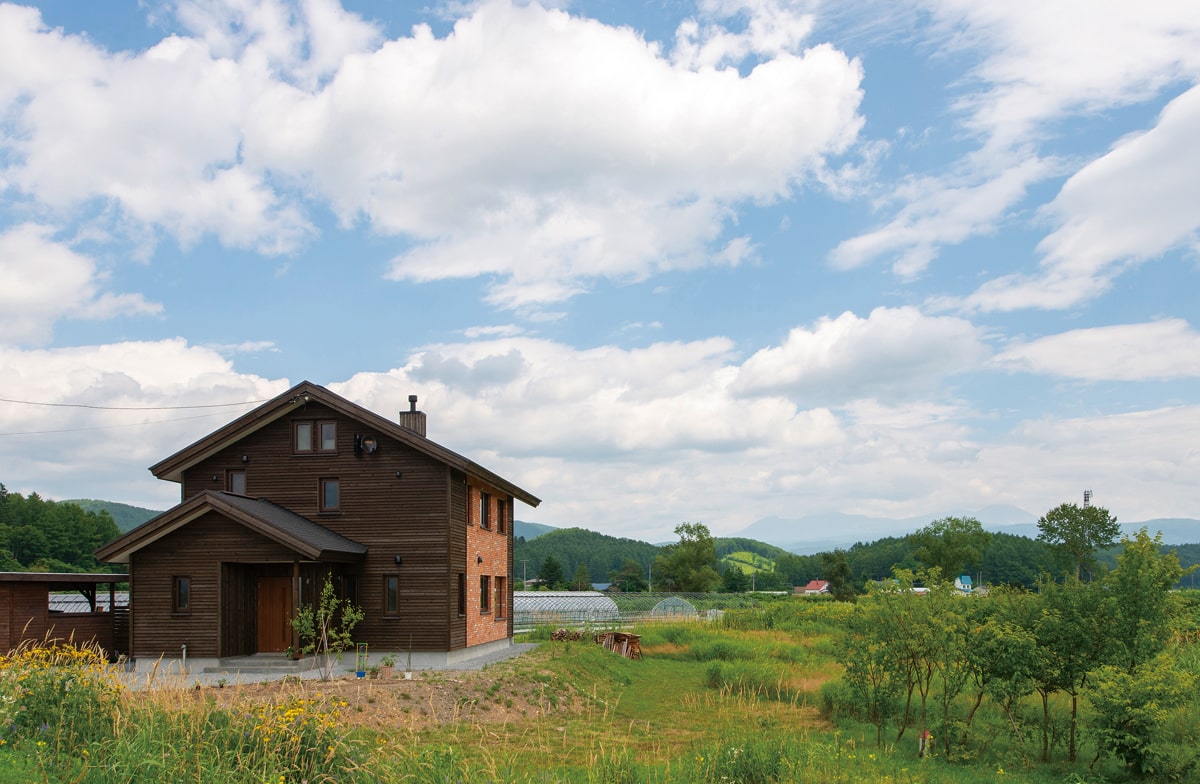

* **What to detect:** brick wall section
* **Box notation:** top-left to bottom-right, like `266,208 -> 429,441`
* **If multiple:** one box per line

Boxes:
465,485 -> 511,647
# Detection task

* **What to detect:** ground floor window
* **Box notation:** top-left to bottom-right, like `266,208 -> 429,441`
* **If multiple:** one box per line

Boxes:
495,576 -> 507,619
172,575 -> 190,614
479,575 -> 491,613
384,574 -> 399,616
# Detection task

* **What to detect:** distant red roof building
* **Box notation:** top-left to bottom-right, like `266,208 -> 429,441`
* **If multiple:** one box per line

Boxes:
796,580 -> 829,595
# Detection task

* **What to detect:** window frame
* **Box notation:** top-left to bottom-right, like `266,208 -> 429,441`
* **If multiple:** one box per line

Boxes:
318,420 -> 337,453
496,498 -> 507,534
494,576 -> 507,620
383,574 -> 399,617
294,420 -> 338,454
479,575 -> 492,613
319,477 -> 340,512
479,492 -> 491,530
172,575 -> 191,615
458,573 -> 467,616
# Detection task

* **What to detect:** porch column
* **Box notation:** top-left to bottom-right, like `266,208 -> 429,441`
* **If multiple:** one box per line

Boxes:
291,560 -> 300,658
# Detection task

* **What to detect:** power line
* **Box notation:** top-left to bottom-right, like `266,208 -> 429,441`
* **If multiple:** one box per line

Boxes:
0,411 -> 233,437
0,396 -> 268,411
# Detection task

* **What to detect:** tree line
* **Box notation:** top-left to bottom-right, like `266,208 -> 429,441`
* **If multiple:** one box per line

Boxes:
0,483 -> 122,573
518,502 -> 1198,593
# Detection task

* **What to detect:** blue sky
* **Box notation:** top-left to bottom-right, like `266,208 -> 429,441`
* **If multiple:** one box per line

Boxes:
1,0 -> 1198,543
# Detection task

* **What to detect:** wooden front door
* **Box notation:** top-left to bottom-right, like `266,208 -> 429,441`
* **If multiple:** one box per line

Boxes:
256,576 -> 292,653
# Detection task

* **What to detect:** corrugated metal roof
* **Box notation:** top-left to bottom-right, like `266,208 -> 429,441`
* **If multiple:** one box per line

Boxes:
48,591 -> 129,614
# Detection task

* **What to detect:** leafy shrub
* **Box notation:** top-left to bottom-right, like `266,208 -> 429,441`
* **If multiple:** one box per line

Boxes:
1088,656 -> 1198,778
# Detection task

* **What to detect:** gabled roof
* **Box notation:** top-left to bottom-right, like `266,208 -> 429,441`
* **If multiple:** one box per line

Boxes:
149,380 -> 540,507
95,490 -> 368,564
803,580 -> 830,592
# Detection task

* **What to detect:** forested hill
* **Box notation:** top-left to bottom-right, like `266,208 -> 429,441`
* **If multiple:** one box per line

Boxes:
513,520 -> 556,541
64,499 -> 161,533
714,537 -> 793,562
0,485 -> 123,573
514,527 -> 661,585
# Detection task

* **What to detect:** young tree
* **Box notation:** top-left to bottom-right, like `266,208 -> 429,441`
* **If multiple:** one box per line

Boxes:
1089,655 -> 1196,776
964,588 -> 1039,756
570,562 -> 592,591
841,601 -> 904,746
291,575 -> 364,680
1107,528 -> 1189,672
653,522 -> 720,592
909,516 -> 991,582
1034,577 -> 1114,762
539,556 -> 564,590
607,558 -> 648,592
1037,502 -> 1120,579
821,549 -> 856,601
721,564 -> 750,593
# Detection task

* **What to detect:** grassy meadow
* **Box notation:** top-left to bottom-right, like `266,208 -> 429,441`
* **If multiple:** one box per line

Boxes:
2,595 -> 1198,783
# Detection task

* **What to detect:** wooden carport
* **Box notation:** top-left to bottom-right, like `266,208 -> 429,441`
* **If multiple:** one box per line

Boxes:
0,572 -> 128,657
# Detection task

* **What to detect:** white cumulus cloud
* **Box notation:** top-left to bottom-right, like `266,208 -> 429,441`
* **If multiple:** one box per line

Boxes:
0,224 -> 161,345
994,319 -> 1200,381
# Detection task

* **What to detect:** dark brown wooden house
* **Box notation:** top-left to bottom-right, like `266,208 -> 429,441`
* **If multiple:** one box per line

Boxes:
95,381 -> 539,668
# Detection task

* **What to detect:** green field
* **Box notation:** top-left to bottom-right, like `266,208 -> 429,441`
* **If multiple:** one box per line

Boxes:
6,586 -> 1197,783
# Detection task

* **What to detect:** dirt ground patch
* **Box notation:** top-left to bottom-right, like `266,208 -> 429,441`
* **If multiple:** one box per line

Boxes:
189,658 -> 583,733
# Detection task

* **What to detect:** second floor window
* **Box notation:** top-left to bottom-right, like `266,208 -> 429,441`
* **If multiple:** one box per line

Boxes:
320,478 -> 340,511
479,492 -> 491,529
226,470 -> 246,495
496,499 -> 507,534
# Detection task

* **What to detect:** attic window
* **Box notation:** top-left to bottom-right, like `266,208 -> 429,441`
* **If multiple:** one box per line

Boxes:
295,422 -> 313,452
294,420 -> 337,454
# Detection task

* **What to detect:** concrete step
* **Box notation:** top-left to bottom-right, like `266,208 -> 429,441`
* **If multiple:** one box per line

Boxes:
203,655 -> 309,675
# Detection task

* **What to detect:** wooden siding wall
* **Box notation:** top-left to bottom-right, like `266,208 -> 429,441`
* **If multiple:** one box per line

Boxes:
1,584 -> 12,651
1,583 -> 46,652
130,513 -> 301,658
1,582 -> 115,655
449,471 -> 468,650
177,402 -> 457,653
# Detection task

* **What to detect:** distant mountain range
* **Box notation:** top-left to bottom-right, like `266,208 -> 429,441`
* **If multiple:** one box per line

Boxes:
64,500 -> 1200,555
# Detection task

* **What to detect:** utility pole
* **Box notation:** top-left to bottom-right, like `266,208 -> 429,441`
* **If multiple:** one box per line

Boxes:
647,562 -> 652,593
519,559 -> 528,591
